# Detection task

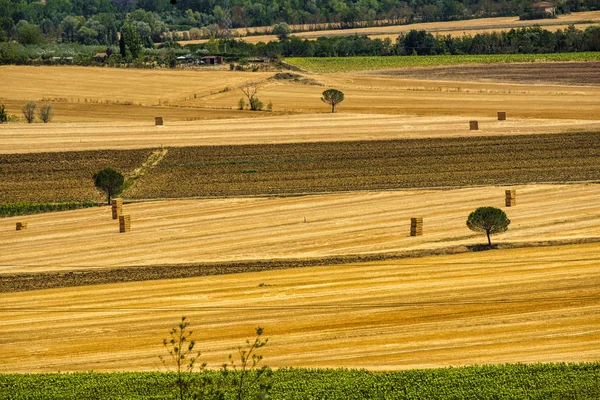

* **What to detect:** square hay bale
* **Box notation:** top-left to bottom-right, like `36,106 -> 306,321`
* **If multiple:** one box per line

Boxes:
111,198 -> 123,220
505,189 -> 516,207
498,111 -> 507,121
16,222 -> 27,231
410,217 -> 423,236
469,121 -> 479,130
155,117 -> 164,126
119,215 -> 131,233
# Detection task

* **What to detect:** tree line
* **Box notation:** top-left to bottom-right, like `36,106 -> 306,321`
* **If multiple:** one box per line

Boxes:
1,25 -> 599,66
2,0 -> 600,47
193,25 -> 600,58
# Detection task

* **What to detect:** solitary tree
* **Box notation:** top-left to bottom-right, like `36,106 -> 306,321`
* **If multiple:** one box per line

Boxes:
240,83 -> 263,111
321,89 -> 344,113
93,168 -> 124,204
22,101 -> 37,123
466,206 -> 510,246
39,104 -> 53,123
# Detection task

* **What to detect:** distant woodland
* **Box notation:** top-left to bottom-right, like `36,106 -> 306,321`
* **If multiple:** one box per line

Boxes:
2,0 -> 600,46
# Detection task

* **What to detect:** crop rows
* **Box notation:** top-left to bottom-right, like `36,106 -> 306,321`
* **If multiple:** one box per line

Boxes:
2,132 -> 598,204
128,132 -> 600,199
285,52 -> 600,72
0,149 -> 152,203
1,363 -> 599,399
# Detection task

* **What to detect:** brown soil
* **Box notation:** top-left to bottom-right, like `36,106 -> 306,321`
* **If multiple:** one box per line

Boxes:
374,62 -> 600,86
0,149 -> 152,203
129,132 -> 600,199
2,132 -> 599,203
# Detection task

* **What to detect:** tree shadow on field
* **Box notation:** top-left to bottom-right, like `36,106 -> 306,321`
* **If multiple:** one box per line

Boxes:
467,244 -> 499,252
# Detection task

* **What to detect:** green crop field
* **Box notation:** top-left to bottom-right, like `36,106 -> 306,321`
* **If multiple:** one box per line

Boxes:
1,363 -> 600,399
285,52 -> 600,73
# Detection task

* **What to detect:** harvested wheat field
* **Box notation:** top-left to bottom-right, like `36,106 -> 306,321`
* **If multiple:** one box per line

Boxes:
0,99 -> 262,123
0,242 -> 598,372
3,63 -> 600,124
1,184 -> 599,273
182,10 -> 600,44
0,66 -> 268,105
181,74 -> 600,120
2,115 -> 600,156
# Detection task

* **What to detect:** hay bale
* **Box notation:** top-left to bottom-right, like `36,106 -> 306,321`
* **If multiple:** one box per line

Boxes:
111,198 -> 123,220
469,121 -> 478,130
497,111 -> 507,121
410,217 -> 423,236
16,222 -> 27,231
505,189 -> 516,207
155,116 -> 164,126
119,215 -> 131,233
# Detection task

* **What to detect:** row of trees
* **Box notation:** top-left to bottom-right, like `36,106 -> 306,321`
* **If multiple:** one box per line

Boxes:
197,25 -> 600,58
0,102 -> 53,123
3,0 -> 600,45
1,25 -> 598,66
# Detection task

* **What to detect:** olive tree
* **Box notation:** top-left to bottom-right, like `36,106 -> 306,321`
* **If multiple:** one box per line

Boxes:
93,167 -> 124,204
321,89 -> 344,113
466,206 -> 510,246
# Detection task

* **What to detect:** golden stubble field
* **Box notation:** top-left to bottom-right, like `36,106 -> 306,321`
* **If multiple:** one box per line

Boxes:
1,55 -> 600,373
2,64 -> 600,124
2,114 -> 600,154
182,10 -> 600,44
0,242 -> 598,372
1,184 -> 599,273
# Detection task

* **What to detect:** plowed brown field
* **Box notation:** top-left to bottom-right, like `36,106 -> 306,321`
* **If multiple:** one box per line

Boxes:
0,149 -> 152,203
374,61 -> 600,86
2,133 -> 600,203
0,242 -> 598,372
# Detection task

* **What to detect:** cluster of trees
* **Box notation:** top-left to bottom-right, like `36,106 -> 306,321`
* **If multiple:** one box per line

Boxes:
1,25 -> 598,66
0,102 -> 53,123
3,0 -> 600,47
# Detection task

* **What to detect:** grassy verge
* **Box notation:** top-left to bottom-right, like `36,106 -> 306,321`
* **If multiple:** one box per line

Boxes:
1,363 -> 599,399
285,52 -> 600,72
0,201 -> 101,218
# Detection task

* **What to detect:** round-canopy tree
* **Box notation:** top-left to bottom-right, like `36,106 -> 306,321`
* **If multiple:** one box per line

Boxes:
321,89 -> 344,113
93,168 -> 124,205
466,206 -> 510,246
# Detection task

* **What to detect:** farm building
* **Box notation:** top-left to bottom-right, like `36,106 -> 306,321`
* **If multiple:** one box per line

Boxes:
532,1 -> 556,15
201,56 -> 224,65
